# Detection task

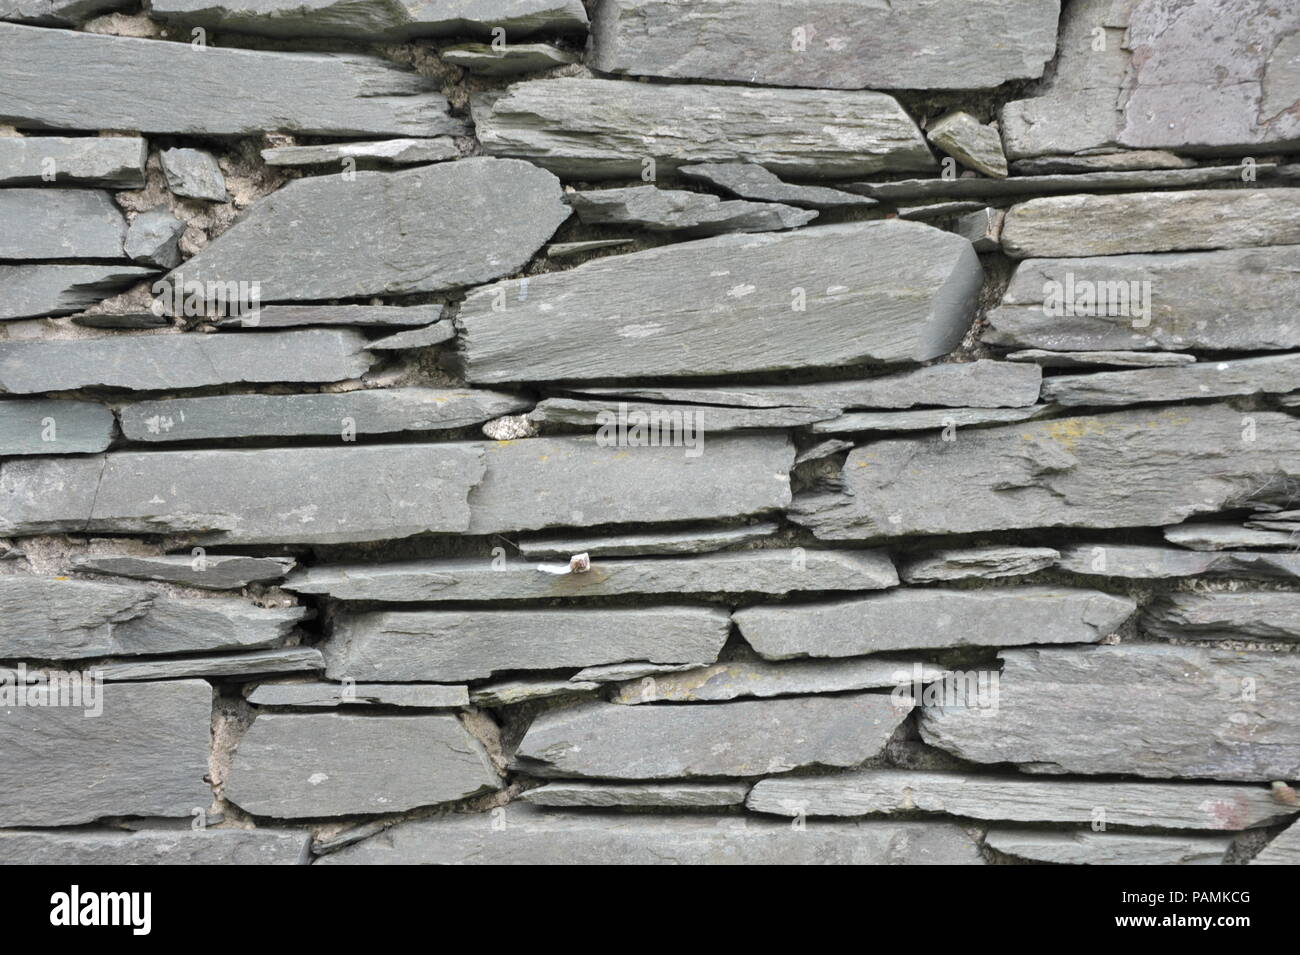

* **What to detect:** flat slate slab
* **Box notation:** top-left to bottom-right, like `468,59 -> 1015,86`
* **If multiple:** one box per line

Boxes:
0,188 -> 126,259
748,770 -> 1295,831
470,675 -> 599,706
458,221 -> 981,382
1041,354 -> 1300,407
0,679 -> 211,826
521,782 -> 750,809
212,304 -> 442,329
0,23 -> 462,136
528,397 -> 837,430
0,399 -> 113,455
513,693 -> 911,779
172,160 -> 569,301
0,828 -> 310,865
1164,523 -> 1299,550
790,404 -> 1300,540
1001,189 -> 1300,258
0,576 -> 304,659
1056,543 -> 1300,580
1143,592 -> 1300,642
919,645 -> 1300,781
0,329 -> 373,394
1006,350 -> 1198,369
226,713 -> 500,818
318,808 -> 984,864
0,264 -> 156,321
734,586 -> 1135,659
985,247 -> 1300,352
986,828 -> 1231,866
285,549 -> 896,602
808,405 -> 1049,434
0,444 -> 485,544
516,522 -> 777,558
93,648 -> 324,682
245,681 -> 468,709
442,41 -> 579,75
900,546 -> 1059,583
677,163 -> 877,210
119,388 -> 528,442
0,135 -> 147,187
567,185 -> 816,235
587,0 -> 1059,90
324,606 -> 730,682
73,554 -> 295,590
261,138 -> 458,167
473,78 -> 935,179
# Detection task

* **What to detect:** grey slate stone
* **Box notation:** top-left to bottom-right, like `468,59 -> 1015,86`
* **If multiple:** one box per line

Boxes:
544,238 -> 634,258
0,0 -> 128,22
470,676 -> 599,706
809,405 -> 1050,434
516,522 -> 777,558
1010,151 -> 1197,175
172,159 -> 569,301
442,41 -> 578,75
0,23 -> 462,136
896,200 -> 990,221
926,111 -> 1007,178
473,78 -> 935,179
1056,543 -> 1300,580
985,247 -> 1300,352
149,0 -> 589,39
226,713 -> 500,818
72,554 -> 295,590
1164,523 -> 1298,550
1252,820 -> 1300,864
72,311 -> 170,329
366,323 -> 455,350
748,770 -> 1295,831
0,576 -> 304,659
324,606 -> 730,682
318,808 -> 984,864
0,188 -> 126,259
677,163 -> 877,210
795,439 -> 853,464
119,388 -> 527,442
528,397 -> 837,430
986,828 -> 1231,866
285,549 -> 896,602
0,329 -> 372,394
91,648 -> 323,682
734,587 -> 1135,659
213,304 -> 442,329
900,546 -> 1060,583
607,658 -> 948,706
514,693 -> 912,779
0,444 -> 485,544
789,404 -> 1300,540
246,681 -> 468,709
0,399 -> 113,455
1001,189 -> 1300,258
953,208 -> 1003,251
0,264 -> 154,321
465,434 -> 796,535
124,208 -> 186,269
1041,354 -> 1300,407
458,221 -> 981,382
1006,350 -> 1198,369
587,0 -> 1059,91
568,360 -> 1042,410
0,135 -> 146,187
261,138 -> 458,167
1143,592 -> 1300,643
568,185 -> 816,236
522,782 -> 749,809
570,661 -> 698,683
918,645 -> 1300,781
0,828 -> 310,865
0,679 -> 211,826
159,147 -> 227,202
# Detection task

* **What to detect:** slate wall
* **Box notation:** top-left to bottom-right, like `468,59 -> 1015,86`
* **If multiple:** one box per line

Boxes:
1,0 -> 1299,866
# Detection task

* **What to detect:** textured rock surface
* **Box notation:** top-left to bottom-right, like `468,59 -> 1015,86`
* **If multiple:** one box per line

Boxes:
513,694 -> 911,779
1164,523 -> 1299,550
516,523 -> 777,558
587,0 -> 1059,90
986,829 -> 1231,866
734,587 -> 1135,659
474,78 -> 935,179
522,782 -> 749,808
159,147 -> 227,201
72,554 -> 294,590
568,185 -> 815,235
442,41 -> 578,74
926,111 -> 1007,178
93,648 -> 323,682
0,399 -> 113,455
1143,592 -> 1300,642
367,323 -> 456,350
900,546 -> 1059,583
1041,354 -> 1300,406
919,645 -> 1300,780
748,771 -> 1295,830
212,304 -> 442,329
1006,350 -> 1198,369
245,681 -> 468,709
791,404 -> 1300,540
0,188 -> 126,259
677,162 -> 876,210
459,221 -> 981,382
809,405 -> 1048,434
1252,821 -> 1300,865
0,680 -> 211,826
0,828 -> 310,865
0,135 -> 146,187
527,397 -> 836,431
325,606 -> 729,682
124,208 -> 186,268
0,23 -> 461,136
226,713 -> 499,818
320,809 -> 984,864
1056,543 -> 1300,579
173,160 -> 569,300
0,264 -> 155,321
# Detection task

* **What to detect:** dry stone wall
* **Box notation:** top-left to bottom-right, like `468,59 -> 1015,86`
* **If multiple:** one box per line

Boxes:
1,0 -> 1299,866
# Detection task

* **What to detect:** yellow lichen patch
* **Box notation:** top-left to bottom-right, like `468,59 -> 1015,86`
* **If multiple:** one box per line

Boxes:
1044,416 -> 1104,451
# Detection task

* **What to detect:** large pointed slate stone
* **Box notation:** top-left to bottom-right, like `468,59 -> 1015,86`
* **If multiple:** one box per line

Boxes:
0,828 -> 310,865
0,23 -> 461,136
0,189 -> 126,259
171,159 -> 569,301
458,221 -> 982,382
919,645 -> 1300,781
473,78 -> 935,179
587,0 -> 1059,90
